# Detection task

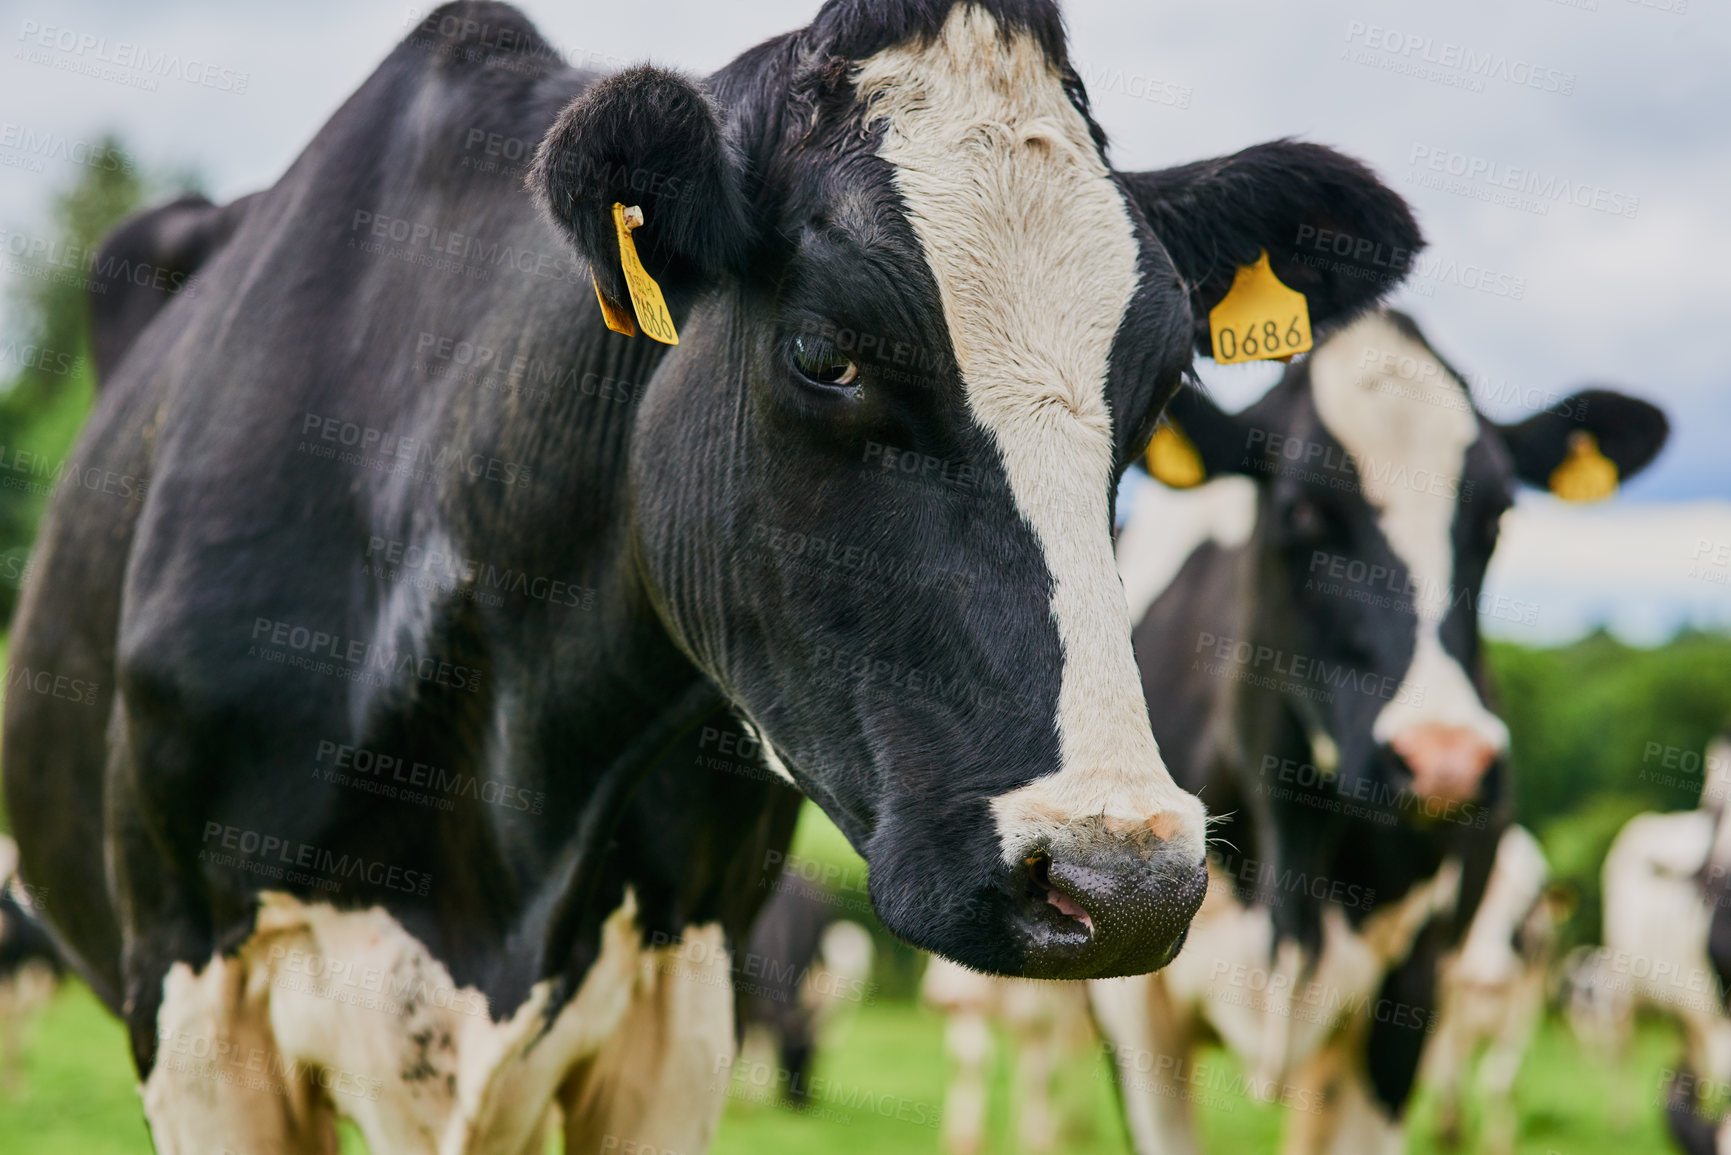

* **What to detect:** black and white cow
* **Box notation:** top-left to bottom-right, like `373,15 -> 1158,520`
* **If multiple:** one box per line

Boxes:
1092,308 -> 1668,1155
1595,735 -> 1731,1154
2,1 -> 1424,1150
0,835 -> 62,1092
1423,824 -> 1567,1155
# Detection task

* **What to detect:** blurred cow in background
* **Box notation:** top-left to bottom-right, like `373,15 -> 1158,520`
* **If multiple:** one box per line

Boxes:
1587,735 -> 1731,1153
0,834 -> 62,1093
922,956 -> 1095,1155
1093,307 -> 1668,1155
733,876 -> 874,1108
1422,825 -> 1569,1155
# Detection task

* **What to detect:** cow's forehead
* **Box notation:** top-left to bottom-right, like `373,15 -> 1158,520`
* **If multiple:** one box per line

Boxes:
853,7 -> 1203,865
1306,312 -> 1480,508
852,6 -> 1139,423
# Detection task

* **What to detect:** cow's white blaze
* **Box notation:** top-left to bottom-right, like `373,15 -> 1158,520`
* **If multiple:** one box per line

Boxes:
1116,475 -> 1259,626
141,891 -> 733,1155
854,5 -> 1204,865
1308,313 -> 1509,756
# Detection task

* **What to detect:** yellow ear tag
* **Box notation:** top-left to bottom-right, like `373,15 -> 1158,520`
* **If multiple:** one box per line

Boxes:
592,276 -> 637,337
1208,251 -> 1312,366
1548,430 -> 1618,503
609,202 -> 679,346
1147,423 -> 1206,489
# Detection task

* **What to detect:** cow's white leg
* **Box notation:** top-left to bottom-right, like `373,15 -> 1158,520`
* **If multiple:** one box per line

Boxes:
0,961 -> 56,1093
1421,987 -> 1473,1148
559,923 -> 736,1155
1475,976 -> 1545,1155
1090,973 -> 1201,1155
1009,1013 -> 1060,1152
939,1007 -> 993,1155
143,952 -> 339,1155
1280,1027 -> 1404,1155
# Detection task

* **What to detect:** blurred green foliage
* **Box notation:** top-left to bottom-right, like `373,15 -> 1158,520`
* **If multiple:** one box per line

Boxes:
0,134 -> 148,623
1489,632 -> 1731,947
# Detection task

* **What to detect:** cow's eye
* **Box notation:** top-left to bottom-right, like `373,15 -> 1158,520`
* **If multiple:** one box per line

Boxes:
789,335 -> 859,389
1286,498 -> 1328,544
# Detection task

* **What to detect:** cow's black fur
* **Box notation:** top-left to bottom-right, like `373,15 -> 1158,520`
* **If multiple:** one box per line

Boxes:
5,0 -> 1422,1085
1132,311 -> 1667,1120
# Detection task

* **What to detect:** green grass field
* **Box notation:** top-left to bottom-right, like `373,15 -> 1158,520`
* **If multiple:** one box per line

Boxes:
0,974 -> 1686,1154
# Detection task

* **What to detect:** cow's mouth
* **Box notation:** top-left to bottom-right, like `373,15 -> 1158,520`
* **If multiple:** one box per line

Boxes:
1027,851 -> 1095,936
1009,846 -> 1208,980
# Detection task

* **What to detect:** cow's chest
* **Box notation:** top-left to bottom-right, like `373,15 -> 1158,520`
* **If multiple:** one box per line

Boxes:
142,890 -> 735,1155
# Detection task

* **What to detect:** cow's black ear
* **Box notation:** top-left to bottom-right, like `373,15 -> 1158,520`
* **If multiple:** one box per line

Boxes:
1499,389 -> 1669,502
1122,141 -> 1423,355
533,66 -> 753,313
1143,384 -> 1257,488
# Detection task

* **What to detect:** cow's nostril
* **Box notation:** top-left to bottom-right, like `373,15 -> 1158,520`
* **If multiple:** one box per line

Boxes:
1025,851 -> 1094,936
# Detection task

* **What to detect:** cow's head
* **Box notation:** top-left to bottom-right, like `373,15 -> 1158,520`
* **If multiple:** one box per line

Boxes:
533,0 -> 1421,978
1156,309 -> 1667,825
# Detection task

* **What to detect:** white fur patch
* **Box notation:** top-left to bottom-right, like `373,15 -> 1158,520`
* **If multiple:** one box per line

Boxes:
1453,825 -> 1548,986
141,891 -> 734,1155
1116,475 -> 1259,626
738,719 -> 797,787
854,4 -> 1204,864
1308,313 -> 1509,755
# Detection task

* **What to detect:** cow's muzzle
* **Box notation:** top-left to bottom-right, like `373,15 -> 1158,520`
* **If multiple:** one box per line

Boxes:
1013,835 -> 1207,980
1389,723 -> 1500,803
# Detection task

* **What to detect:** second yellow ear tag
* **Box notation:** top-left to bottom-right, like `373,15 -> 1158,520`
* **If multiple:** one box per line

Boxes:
1548,431 -> 1618,503
1209,251 -> 1311,366
607,202 -> 679,346
1147,422 -> 1206,489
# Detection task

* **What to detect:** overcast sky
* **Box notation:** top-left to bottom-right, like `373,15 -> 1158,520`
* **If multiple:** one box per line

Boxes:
1,0 -> 1725,639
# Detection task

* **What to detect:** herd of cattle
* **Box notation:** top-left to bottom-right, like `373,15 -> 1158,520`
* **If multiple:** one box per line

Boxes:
0,0 -> 1715,1152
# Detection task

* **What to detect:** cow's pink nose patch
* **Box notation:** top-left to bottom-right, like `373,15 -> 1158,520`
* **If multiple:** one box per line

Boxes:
1391,724 -> 1498,803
